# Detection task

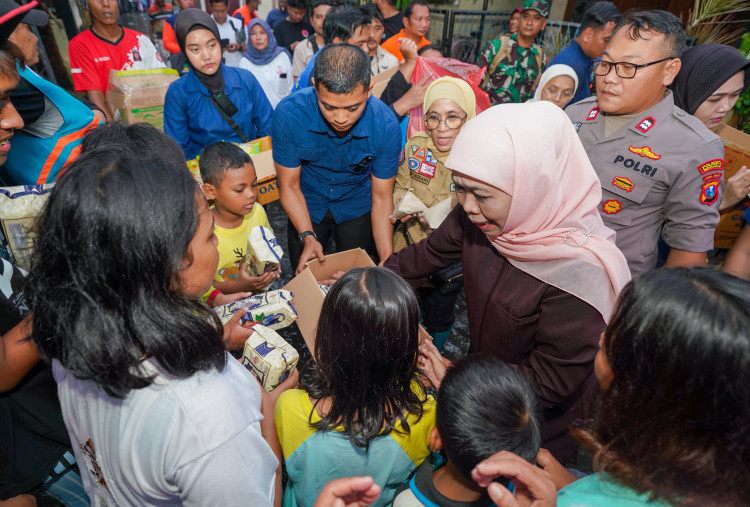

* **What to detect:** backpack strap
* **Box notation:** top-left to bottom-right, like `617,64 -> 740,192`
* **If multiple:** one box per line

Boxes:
480,35 -> 513,91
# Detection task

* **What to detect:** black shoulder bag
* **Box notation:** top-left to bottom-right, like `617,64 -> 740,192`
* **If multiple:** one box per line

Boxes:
208,91 -> 252,143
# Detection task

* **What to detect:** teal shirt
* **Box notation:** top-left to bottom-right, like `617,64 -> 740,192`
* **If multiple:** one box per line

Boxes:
558,474 -> 672,507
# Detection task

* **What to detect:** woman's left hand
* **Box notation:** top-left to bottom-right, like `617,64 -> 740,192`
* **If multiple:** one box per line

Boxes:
222,307 -> 254,351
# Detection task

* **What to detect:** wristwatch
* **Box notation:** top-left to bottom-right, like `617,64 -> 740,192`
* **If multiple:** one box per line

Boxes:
298,230 -> 317,244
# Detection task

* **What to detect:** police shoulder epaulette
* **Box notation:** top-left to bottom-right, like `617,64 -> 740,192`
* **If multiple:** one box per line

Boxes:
671,107 -> 719,144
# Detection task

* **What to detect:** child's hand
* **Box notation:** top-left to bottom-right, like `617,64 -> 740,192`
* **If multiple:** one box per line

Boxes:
239,261 -> 277,291
418,339 -> 450,388
212,290 -> 253,308
535,448 -> 578,490
472,451 -> 557,507
260,368 -> 299,413
314,476 -> 381,507
222,308 -> 253,351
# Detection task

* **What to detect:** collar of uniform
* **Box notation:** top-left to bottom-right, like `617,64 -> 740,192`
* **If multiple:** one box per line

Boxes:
184,64 -> 240,96
622,89 -> 674,138
509,32 -> 539,55
581,90 -> 675,142
308,93 -> 373,139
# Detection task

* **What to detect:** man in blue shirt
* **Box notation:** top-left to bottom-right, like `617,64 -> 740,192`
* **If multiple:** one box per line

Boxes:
549,1 -> 620,106
273,43 -> 401,272
293,5 -> 370,92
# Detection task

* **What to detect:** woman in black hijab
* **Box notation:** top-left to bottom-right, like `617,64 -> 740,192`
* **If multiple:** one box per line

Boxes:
670,44 -> 750,211
164,8 -> 273,160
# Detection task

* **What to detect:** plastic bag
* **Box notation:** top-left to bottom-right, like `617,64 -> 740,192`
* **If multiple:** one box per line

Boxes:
407,57 -> 491,139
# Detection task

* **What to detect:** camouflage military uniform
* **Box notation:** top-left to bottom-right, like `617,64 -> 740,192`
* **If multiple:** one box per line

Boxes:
477,33 -> 546,105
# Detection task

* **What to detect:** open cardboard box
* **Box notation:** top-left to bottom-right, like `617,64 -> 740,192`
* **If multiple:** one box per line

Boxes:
106,68 -> 179,131
282,248 -> 375,354
186,136 -> 279,205
714,124 -> 750,249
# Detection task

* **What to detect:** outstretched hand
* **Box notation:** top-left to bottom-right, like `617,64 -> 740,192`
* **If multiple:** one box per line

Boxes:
314,476 -> 381,507
472,451 -> 557,507
418,339 -> 450,388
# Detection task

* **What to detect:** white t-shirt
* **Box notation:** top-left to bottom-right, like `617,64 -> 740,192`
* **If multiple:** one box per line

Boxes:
53,355 -> 277,506
238,53 -> 293,109
213,15 -> 245,68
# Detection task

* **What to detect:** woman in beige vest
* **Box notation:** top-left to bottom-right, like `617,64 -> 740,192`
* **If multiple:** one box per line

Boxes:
392,77 -> 477,349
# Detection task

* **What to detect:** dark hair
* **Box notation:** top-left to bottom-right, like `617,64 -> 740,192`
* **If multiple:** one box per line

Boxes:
306,267 -> 426,448
612,10 -> 686,58
199,141 -> 253,186
313,0 -> 334,12
575,268 -> 750,505
313,43 -> 371,93
360,3 -> 382,24
80,122 -> 186,164
0,48 -> 19,76
287,0 -> 306,10
27,147 -> 227,399
438,355 -> 542,479
209,0 -> 228,5
417,44 -> 442,56
579,1 -> 620,31
322,4 -> 369,44
404,0 -> 428,20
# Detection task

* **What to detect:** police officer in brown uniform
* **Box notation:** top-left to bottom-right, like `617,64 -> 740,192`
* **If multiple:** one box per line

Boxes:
567,10 -> 724,277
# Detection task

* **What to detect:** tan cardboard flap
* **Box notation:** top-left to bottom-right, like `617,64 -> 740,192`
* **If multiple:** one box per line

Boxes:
714,125 -> 750,249
370,66 -> 400,99
251,150 -> 276,182
282,248 -> 375,354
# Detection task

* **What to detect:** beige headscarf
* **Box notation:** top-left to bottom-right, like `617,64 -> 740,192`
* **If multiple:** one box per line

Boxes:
445,102 -> 631,322
420,77 -> 478,163
423,76 -> 477,120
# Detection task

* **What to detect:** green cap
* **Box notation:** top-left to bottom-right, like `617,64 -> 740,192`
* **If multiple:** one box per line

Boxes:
522,0 -> 550,17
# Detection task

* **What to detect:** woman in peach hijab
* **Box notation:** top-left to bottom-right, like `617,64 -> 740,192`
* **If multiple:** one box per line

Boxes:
385,101 -> 630,465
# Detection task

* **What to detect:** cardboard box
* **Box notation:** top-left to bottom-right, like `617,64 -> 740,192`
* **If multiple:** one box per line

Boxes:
370,65 -> 399,99
282,248 -> 375,353
714,124 -> 750,249
185,136 -> 280,205
106,68 -> 179,131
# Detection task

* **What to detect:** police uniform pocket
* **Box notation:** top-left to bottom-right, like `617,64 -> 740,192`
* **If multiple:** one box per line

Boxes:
598,164 -> 656,226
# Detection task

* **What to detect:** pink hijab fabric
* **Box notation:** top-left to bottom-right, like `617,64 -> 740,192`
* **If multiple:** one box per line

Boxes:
444,101 -> 631,322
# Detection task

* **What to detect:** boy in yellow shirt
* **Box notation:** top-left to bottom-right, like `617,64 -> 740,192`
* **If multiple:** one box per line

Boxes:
200,142 -> 281,302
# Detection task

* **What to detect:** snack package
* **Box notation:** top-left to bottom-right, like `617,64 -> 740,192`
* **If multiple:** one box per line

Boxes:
391,189 -> 427,220
319,283 -> 333,296
245,226 -> 283,278
0,184 -> 55,270
240,325 -> 299,391
214,289 -> 297,331
422,197 -> 453,229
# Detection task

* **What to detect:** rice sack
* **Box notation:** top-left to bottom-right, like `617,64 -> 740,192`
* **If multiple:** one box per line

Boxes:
245,226 -> 283,277
214,289 -> 297,330
240,325 -> 299,391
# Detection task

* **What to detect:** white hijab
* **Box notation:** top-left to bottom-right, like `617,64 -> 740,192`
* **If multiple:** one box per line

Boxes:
528,64 -> 579,102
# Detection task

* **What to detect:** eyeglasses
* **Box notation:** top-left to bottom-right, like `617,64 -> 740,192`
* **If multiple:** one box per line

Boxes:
593,57 -> 675,79
424,114 -> 466,130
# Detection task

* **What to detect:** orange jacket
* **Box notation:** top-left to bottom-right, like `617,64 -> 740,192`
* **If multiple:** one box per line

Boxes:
381,29 -> 430,62
232,4 -> 258,26
162,20 -> 179,54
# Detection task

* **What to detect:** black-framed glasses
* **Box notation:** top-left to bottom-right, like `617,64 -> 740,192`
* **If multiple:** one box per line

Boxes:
593,57 -> 675,79
424,114 -> 467,130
